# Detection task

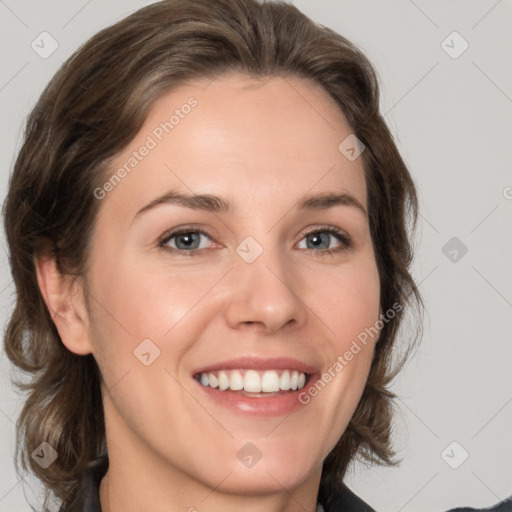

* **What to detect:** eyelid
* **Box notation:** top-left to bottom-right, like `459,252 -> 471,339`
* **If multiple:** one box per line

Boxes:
297,225 -> 352,252
158,224 -> 216,245
158,223 -> 352,255
299,224 -> 350,242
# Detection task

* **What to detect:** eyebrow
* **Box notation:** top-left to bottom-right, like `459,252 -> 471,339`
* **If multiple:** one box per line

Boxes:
132,189 -> 367,222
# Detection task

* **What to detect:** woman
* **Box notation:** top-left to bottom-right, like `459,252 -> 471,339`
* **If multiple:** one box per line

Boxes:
3,1 -> 510,511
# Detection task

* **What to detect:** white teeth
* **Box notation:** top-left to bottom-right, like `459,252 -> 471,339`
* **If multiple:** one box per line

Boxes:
244,370 -> 261,392
200,373 -> 209,387
290,370 -> 299,390
208,372 -> 218,388
198,369 -> 307,392
229,370 -> 244,391
280,370 -> 291,390
218,371 -> 230,391
261,370 -> 280,392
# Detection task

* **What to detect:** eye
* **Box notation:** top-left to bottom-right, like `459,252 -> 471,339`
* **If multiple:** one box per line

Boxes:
296,227 -> 351,255
159,228 -> 214,254
158,225 -> 351,257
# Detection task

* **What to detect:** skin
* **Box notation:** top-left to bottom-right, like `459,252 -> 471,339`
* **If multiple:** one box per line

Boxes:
36,73 -> 381,512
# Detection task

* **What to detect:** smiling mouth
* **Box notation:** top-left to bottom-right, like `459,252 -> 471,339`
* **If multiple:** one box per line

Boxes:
194,369 -> 310,396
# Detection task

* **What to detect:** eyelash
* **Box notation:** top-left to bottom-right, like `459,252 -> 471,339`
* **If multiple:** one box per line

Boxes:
158,225 -> 351,258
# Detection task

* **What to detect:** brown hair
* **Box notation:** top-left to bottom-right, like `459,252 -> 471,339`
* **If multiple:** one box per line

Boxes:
3,0 -> 421,509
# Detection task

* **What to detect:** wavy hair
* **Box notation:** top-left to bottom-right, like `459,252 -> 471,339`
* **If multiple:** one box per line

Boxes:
2,0 -> 422,509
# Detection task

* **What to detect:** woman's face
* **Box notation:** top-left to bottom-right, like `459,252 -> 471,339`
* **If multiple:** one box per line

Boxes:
84,73 -> 381,495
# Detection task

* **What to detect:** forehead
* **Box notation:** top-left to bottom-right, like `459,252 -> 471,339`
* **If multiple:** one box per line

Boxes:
97,73 -> 367,222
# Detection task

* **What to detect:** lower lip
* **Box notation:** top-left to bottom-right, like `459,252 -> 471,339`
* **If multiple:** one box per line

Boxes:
194,375 -> 319,417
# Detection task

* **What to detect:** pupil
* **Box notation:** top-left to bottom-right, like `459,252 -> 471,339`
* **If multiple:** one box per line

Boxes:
177,233 -> 199,249
309,233 -> 328,249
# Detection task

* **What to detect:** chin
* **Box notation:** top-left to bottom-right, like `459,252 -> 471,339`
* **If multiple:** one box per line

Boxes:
219,457 -> 319,496
167,435 -> 323,497
231,439 -> 323,494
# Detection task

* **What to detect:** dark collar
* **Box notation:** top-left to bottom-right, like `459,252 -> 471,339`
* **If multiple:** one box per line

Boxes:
63,456 -> 106,512
62,455 -> 376,512
61,455 -> 512,512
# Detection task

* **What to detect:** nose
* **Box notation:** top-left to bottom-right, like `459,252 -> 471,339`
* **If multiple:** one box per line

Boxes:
223,245 -> 308,334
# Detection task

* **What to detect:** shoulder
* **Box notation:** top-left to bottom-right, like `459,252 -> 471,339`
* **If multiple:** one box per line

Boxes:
323,484 -> 512,512
444,499 -> 512,512
321,484 -> 377,512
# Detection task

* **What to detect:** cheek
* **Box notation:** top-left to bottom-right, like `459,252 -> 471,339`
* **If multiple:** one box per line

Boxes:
313,254 -> 381,347
85,251 -> 224,380
301,254 -> 381,426
88,239 -> 381,378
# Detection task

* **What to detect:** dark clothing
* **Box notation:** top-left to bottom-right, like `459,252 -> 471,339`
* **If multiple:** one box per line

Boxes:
63,455 -> 512,512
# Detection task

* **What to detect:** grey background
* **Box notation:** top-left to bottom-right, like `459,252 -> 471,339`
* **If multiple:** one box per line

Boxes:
1,1 -> 511,511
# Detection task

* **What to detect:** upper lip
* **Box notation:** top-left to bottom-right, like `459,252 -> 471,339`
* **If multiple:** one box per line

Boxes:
192,356 -> 319,376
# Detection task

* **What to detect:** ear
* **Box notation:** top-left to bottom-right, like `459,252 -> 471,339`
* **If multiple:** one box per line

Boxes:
35,253 -> 93,355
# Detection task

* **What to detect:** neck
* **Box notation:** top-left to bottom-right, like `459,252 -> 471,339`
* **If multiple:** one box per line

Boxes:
99,455 -> 322,512
99,400 -> 322,512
